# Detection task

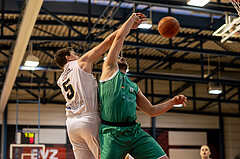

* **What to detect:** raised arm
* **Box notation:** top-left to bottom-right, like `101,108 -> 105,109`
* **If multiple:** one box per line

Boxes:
100,13 -> 145,80
77,29 -> 118,73
136,90 -> 187,117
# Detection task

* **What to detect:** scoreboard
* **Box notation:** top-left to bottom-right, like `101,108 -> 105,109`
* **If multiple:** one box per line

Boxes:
21,132 -> 35,144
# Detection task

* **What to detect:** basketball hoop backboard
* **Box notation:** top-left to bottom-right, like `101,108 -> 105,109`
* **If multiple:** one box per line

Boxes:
229,0 -> 240,16
212,13 -> 240,43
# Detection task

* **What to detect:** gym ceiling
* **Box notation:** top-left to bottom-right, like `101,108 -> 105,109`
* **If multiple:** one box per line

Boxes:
0,0 -> 239,117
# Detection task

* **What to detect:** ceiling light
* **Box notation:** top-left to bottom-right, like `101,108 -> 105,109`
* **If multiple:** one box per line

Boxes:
187,0 -> 210,7
138,18 -> 152,29
208,89 -> 222,95
208,82 -> 222,95
24,55 -> 39,67
173,104 -> 183,108
20,66 -> 38,70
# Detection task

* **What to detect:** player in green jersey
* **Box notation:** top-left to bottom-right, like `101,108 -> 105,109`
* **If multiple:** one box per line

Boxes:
99,13 -> 187,159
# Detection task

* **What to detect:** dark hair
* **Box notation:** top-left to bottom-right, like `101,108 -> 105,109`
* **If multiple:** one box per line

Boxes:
54,47 -> 74,68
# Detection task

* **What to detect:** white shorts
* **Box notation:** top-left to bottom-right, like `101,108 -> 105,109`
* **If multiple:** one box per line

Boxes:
66,113 -> 101,159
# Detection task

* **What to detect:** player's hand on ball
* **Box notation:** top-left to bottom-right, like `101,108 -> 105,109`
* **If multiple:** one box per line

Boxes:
172,95 -> 187,107
131,13 -> 147,29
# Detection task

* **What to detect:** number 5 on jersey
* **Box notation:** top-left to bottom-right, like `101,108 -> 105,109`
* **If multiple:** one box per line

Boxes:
63,78 -> 75,100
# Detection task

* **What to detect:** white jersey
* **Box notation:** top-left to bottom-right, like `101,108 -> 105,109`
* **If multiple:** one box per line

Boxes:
57,60 -> 99,117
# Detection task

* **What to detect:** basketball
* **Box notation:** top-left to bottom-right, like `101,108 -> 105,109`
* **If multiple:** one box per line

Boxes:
158,16 -> 180,38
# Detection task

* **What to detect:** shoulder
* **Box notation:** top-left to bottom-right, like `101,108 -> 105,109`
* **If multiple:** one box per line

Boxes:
124,74 -> 139,92
133,82 -> 139,91
125,74 -> 138,87
63,61 -> 78,70
57,70 -> 66,86
100,69 -> 120,83
69,60 -> 78,67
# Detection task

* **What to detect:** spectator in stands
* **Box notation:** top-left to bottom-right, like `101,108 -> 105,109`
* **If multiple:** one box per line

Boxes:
200,145 -> 211,159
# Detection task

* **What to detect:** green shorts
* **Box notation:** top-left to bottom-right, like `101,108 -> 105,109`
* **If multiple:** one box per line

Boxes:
99,123 -> 166,159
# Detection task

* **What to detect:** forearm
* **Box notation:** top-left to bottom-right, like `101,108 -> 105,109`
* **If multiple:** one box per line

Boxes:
116,14 -> 136,39
102,14 -> 137,68
137,91 -> 187,117
101,14 -> 137,51
101,29 -> 118,52
150,99 -> 174,117
137,91 -> 174,117
79,29 -> 119,64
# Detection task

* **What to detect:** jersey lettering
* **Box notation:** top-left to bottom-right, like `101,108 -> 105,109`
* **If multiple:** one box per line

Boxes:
63,78 -> 75,100
130,87 -> 134,93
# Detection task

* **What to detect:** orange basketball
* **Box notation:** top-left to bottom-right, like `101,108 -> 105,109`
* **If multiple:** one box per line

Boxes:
158,16 -> 180,38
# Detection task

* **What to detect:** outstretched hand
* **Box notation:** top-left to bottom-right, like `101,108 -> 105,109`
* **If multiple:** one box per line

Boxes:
131,13 -> 147,29
172,95 -> 187,107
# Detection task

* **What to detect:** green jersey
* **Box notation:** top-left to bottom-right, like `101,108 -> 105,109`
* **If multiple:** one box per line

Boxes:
99,70 -> 167,159
99,70 -> 139,123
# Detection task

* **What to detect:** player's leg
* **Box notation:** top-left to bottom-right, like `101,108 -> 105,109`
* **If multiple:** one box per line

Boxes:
71,144 -> 95,159
83,121 -> 101,159
66,117 -> 97,159
129,129 -> 168,159
99,133 -> 128,159
99,125 -> 129,159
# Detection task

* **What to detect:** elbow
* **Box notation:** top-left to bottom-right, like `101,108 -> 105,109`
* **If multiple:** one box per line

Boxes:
148,107 -> 157,117
149,113 -> 155,117
149,107 -> 164,117
149,112 -> 158,117
149,112 -> 163,117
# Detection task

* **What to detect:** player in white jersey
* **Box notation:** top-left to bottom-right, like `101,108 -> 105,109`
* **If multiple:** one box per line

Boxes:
54,29 -> 119,159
